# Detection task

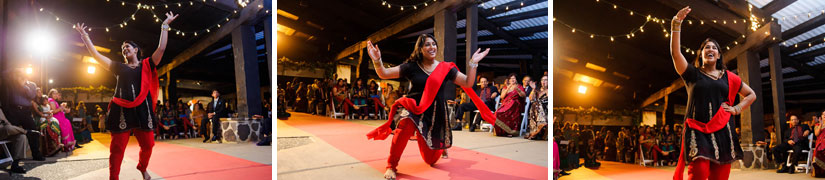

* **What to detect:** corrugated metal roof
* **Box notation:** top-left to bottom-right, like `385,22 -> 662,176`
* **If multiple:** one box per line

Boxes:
478,39 -> 509,45
488,2 -> 548,19
760,58 -> 769,67
782,67 -> 798,73
520,31 -> 548,40
479,0 -> 516,10
789,42 -> 825,56
748,0 -> 772,8
807,54 -> 825,66
457,19 -> 466,29
502,16 -> 548,30
785,75 -> 814,82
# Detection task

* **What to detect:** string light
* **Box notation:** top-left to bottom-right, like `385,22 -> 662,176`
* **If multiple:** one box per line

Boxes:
34,0 -> 240,37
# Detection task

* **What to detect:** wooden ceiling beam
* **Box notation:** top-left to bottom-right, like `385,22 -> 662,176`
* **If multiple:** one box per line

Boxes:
334,0 -> 474,60
654,0 -> 748,37
158,0 -> 264,76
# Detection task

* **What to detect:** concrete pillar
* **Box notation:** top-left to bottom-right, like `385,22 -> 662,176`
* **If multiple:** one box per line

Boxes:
767,45 -> 785,141
232,25 -> 263,118
435,9 -> 457,100
736,51 -> 765,145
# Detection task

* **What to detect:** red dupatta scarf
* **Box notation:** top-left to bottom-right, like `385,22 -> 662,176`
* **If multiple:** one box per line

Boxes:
674,70 -> 741,180
367,62 -> 512,140
108,58 -> 159,112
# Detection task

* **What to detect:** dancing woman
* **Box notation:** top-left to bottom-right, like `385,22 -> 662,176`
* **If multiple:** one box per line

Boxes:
74,12 -> 178,180
365,33 -> 491,180
670,6 -> 756,180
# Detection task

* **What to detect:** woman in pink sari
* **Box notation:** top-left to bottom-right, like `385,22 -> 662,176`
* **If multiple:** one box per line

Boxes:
494,73 -> 526,137
812,110 -> 825,177
48,89 -> 76,152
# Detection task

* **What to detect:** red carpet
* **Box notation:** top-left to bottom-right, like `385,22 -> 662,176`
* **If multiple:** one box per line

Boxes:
98,133 -> 272,179
281,113 -> 548,180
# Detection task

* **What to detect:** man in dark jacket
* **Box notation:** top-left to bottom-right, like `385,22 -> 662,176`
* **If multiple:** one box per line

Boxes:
774,115 -> 811,174
206,89 -> 228,143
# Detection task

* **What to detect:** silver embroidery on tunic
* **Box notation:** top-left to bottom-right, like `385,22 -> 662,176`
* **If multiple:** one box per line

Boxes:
727,123 -> 736,158
711,133 -> 719,159
119,89 -> 127,129
690,129 -> 698,157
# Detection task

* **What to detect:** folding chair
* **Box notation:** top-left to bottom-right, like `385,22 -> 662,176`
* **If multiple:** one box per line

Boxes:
786,133 -> 814,174
0,141 -> 13,165
519,98 -> 532,137
474,96 -> 500,133
639,144 -> 657,167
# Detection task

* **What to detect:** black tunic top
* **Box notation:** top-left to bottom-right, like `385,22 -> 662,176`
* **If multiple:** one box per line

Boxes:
106,60 -> 158,133
395,62 -> 457,150
680,65 -> 743,164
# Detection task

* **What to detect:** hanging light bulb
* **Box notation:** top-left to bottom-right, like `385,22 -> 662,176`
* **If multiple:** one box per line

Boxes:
207,29 -> 211,32
121,2 -> 125,6
190,1 -> 193,6
401,6 -> 404,11
610,36 -> 614,42
106,28 -> 109,32
571,29 -> 576,33
590,34 -> 594,38
414,6 -> 417,9
178,3 -> 182,7
39,8 -> 43,11
165,4 -> 168,8
382,1 -> 386,5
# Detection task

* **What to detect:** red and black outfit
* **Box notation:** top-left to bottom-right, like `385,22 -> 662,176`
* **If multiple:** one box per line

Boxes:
673,65 -> 743,180
368,62 -> 513,172
106,58 -> 159,180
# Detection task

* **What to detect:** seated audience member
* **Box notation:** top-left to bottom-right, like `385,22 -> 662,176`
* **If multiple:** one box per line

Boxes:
773,115 -> 810,174
0,108 -> 29,173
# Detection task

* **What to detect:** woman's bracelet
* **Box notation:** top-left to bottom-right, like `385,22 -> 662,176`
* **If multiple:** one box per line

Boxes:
469,61 -> 478,68
162,24 -> 171,31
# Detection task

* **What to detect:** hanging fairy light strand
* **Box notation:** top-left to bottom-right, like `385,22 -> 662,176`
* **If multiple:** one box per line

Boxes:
554,17 -> 651,42
380,0 -> 436,11
34,0 -> 272,37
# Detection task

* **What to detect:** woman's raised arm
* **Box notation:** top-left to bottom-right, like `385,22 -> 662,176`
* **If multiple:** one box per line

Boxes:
367,41 -> 401,79
670,6 -> 691,75
151,12 -> 178,66
75,23 -> 113,71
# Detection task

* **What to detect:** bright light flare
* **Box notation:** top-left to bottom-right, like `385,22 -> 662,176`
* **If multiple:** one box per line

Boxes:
25,29 -> 57,56
578,85 -> 587,94
87,66 -> 96,74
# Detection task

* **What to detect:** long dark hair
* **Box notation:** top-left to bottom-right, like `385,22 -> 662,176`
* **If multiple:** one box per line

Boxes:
406,34 -> 437,63
693,38 -> 726,70
123,40 -> 144,59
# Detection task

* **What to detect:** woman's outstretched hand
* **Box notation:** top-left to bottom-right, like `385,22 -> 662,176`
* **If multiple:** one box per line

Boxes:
74,23 -> 88,36
675,6 -> 691,21
367,40 -> 382,63
163,12 -> 179,25
471,48 -> 491,64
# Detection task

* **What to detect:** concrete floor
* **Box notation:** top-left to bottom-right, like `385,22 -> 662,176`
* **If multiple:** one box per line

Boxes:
277,112 -> 549,180
6,132 -> 271,179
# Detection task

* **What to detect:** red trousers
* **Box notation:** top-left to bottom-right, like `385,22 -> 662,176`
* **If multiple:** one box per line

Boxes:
688,159 -> 731,180
335,97 -> 357,115
387,118 -> 443,172
110,129 -> 155,180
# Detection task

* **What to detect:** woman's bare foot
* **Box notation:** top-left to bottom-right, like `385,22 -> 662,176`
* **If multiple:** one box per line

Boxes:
441,150 -> 448,159
384,169 -> 397,180
141,170 -> 151,180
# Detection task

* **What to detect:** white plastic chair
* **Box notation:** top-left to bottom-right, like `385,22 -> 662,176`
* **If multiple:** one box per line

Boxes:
474,96 -> 500,132
519,98 -> 532,137
639,144 -> 657,167
786,133 -> 814,174
329,98 -> 350,120
0,141 -> 12,165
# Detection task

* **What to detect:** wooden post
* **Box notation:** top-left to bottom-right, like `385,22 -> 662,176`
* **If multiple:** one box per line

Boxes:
231,25 -> 263,118
465,5 -> 478,74
737,51 -> 765,145
768,45 -> 785,141
264,10 -> 273,83
435,9 -> 457,100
